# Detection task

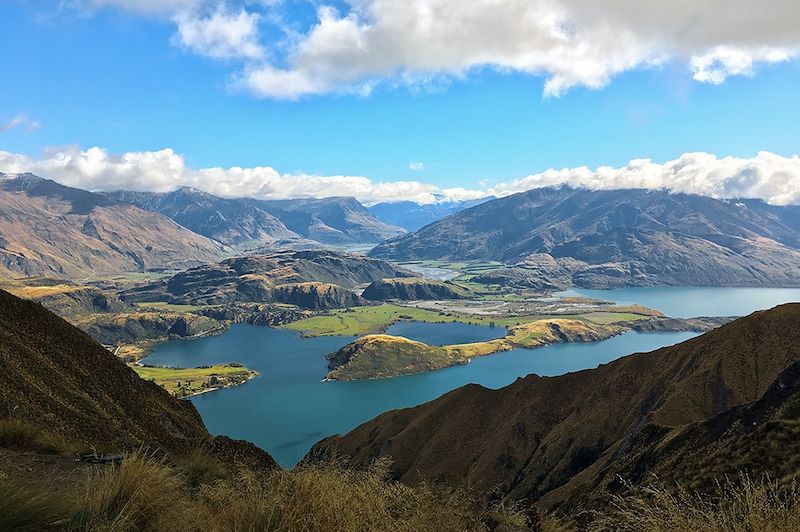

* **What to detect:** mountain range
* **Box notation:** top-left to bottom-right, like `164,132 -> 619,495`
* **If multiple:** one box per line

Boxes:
371,186 -> 800,288
107,188 -> 406,247
0,174 -> 225,278
367,198 -> 492,231
310,303 -> 800,510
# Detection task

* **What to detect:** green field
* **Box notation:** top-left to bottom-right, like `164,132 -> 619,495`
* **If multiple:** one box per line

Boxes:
132,363 -> 257,396
134,301 -> 204,313
280,302 -> 652,337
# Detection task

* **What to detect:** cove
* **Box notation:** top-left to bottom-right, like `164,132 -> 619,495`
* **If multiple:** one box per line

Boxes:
144,322 -> 696,467
557,286 -> 800,318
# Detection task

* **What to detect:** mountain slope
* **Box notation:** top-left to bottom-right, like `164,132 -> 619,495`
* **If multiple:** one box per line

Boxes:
107,188 -> 302,246
0,174 -> 224,278
368,198 -> 492,232
309,303 -> 800,507
370,187 -> 800,287
0,289 -> 272,464
255,197 -> 405,244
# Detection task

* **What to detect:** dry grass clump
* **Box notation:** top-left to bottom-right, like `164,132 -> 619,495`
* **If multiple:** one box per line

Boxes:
73,452 -> 206,531
0,450 -> 530,532
202,457 -> 529,531
0,475 -> 73,531
0,418 -> 73,455
587,475 -> 800,532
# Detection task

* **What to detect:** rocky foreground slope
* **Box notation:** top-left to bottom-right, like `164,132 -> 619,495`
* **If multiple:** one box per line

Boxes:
0,174 -> 225,278
371,186 -> 800,288
310,303 -> 800,509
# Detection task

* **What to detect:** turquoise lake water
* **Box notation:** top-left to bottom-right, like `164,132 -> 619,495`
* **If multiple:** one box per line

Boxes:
557,286 -> 800,318
143,286 -> 800,467
144,323 -> 696,466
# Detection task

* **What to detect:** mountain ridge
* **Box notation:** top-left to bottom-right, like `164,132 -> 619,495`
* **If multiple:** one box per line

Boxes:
0,173 -> 225,278
370,186 -> 800,288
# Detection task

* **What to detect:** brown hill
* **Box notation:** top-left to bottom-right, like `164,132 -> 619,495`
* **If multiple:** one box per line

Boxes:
0,173 -> 224,278
0,288 -> 275,468
309,303 -> 800,508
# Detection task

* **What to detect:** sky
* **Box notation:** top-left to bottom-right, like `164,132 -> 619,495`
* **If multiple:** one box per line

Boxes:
1,0 -> 799,204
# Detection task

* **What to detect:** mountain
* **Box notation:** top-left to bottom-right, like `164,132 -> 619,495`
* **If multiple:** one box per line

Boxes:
121,249 -> 413,309
370,186 -> 800,288
368,198 -> 493,232
0,174 -> 225,278
309,303 -> 800,509
106,188 -> 301,247
0,287 -> 275,468
254,197 -> 406,244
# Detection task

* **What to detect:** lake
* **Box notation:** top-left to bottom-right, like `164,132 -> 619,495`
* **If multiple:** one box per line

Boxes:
557,286 -> 800,318
144,321 -> 696,467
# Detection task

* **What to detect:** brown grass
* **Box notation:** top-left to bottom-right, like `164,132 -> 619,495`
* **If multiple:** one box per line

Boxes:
0,418 -> 74,455
586,475 -> 800,532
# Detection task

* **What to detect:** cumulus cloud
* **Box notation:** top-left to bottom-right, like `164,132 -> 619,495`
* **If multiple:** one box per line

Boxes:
2,147 -> 800,206
1,113 -> 40,133
173,8 -> 265,60
238,0 -> 800,99
74,0 -> 800,98
0,146 -> 479,204
490,152 -> 800,206
409,162 -> 425,172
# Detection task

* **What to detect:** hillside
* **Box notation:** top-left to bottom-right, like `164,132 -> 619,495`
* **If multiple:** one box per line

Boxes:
107,188 -> 302,246
309,303 -> 800,508
121,249 -> 410,309
255,197 -> 405,244
361,277 -> 469,300
368,198 -> 492,231
370,187 -> 800,288
0,174 -> 225,278
0,288 -> 274,467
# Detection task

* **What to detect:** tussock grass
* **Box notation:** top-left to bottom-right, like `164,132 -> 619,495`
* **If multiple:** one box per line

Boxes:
587,475 -> 800,532
0,475 -> 73,531
202,457 -> 529,531
0,418 -> 73,455
73,451 -> 205,531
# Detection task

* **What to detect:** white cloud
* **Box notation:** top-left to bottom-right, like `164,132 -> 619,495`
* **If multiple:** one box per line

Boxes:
238,0 -> 800,99
73,0 -> 800,98
2,147 -> 800,206
1,113 -> 40,133
409,162 -> 425,172
173,8 -> 265,60
490,152 -> 800,206
691,47 -> 791,84
0,146 -> 477,204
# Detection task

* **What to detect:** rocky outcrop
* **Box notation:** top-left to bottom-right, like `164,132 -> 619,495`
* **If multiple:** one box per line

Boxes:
361,278 -> 469,301
121,250 -> 410,308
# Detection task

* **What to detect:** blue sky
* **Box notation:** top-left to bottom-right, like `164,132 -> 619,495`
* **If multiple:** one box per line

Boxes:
1,0 -> 799,203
